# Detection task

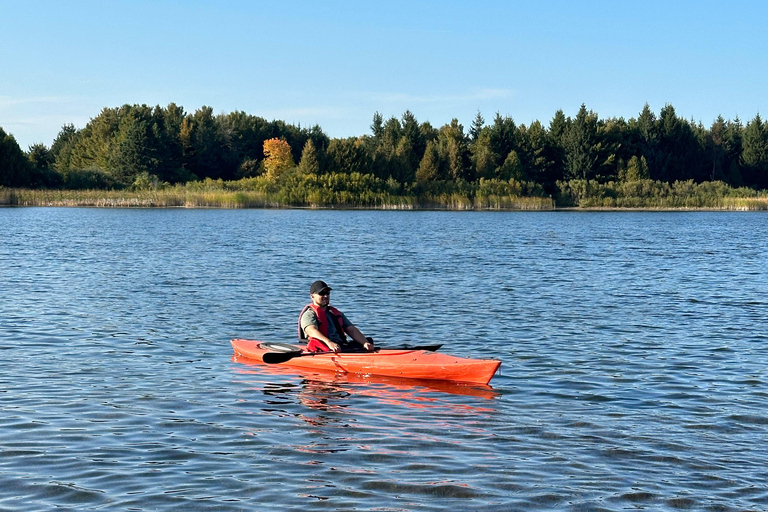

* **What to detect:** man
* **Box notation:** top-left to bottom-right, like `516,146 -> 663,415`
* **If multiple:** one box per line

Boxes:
299,280 -> 375,353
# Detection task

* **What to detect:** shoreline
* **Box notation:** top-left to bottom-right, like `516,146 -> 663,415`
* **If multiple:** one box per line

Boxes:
2,203 -> 766,212
3,186 -> 767,211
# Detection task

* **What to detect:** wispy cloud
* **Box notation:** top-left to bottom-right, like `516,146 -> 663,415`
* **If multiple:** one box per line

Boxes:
366,88 -> 515,105
0,96 -> 91,147
258,106 -> 353,120
0,95 -> 74,109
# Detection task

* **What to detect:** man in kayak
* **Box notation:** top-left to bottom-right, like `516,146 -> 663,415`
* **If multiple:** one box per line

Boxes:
299,280 -> 375,353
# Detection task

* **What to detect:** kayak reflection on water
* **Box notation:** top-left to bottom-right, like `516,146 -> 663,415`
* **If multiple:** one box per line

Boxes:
261,379 -> 352,430
233,355 -> 501,462
233,356 -> 500,404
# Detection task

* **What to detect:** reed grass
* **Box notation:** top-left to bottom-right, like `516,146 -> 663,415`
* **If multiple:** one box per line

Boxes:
1,186 -> 549,210
2,175 -> 765,210
722,197 -> 768,210
557,179 -> 768,210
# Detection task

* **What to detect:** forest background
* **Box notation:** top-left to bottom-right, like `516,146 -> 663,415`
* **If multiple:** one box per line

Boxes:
2,102 -> 768,209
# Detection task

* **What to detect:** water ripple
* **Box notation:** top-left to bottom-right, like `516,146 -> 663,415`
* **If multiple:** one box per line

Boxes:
1,209 -> 767,510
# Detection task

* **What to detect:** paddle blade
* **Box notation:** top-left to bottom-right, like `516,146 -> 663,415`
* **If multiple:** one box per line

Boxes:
262,351 -> 301,364
384,344 -> 442,351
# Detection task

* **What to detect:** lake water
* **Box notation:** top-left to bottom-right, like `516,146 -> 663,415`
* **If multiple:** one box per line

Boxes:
1,207 -> 767,511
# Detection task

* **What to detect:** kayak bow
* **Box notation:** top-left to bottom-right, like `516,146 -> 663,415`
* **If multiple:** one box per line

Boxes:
230,338 -> 500,385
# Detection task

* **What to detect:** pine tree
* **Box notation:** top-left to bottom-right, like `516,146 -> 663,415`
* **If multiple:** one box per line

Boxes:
469,111 -> 485,142
564,104 -> 599,180
297,138 -> 320,175
708,116 -> 726,181
723,118 -> 744,186
498,150 -> 524,181
440,119 -> 471,181
741,113 -> 768,188
547,110 -> 568,184
416,140 -> 440,182
488,113 -> 517,169
371,112 -> 384,140
619,155 -> 650,181
0,128 -> 32,187
471,133 -> 496,180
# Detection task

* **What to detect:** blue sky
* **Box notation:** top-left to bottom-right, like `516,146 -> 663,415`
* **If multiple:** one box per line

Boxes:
2,0 -> 767,150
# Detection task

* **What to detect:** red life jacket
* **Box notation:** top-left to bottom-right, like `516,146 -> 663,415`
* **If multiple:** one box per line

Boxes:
298,303 -> 347,352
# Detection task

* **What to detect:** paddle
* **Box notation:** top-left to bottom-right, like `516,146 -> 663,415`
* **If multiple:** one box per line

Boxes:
263,350 -> 314,364
262,343 -> 443,365
391,343 -> 442,351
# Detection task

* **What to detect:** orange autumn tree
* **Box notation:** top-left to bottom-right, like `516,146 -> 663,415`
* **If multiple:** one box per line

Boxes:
263,138 -> 295,181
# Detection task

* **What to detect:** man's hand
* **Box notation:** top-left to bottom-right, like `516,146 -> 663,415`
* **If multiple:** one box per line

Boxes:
362,341 -> 374,352
326,341 -> 341,353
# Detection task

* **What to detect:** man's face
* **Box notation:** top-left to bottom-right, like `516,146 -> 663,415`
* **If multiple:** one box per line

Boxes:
311,290 -> 330,307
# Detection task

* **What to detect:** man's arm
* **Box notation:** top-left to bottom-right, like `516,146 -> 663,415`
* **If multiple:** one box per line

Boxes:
344,325 -> 374,351
304,325 -> 341,352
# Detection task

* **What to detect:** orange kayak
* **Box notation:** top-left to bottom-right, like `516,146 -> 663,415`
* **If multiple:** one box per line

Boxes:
230,339 -> 501,385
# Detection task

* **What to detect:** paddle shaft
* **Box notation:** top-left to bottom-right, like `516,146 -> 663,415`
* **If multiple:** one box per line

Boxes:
261,343 -> 442,365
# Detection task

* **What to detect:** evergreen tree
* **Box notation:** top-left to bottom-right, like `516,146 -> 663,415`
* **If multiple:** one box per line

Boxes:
637,104 -> 657,142
381,117 -> 401,150
0,128 -> 32,187
741,113 -> 768,188
27,143 -> 62,188
28,143 -> 54,173
564,104 -> 599,180
371,111 -> 384,141
148,105 -> 180,182
488,113 -> 517,169
708,116 -> 727,181
180,106 -> 233,180
371,146 -> 396,181
326,137 -> 371,175
656,104 -> 681,181
594,119 -> 623,182
297,138 -> 320,175
723,118 -> 744,186
303,124 -> 330,172
370,117 -> 402,180
469,111 -> 485,142
548,110 -> 568,146
657,105 -> 707,182
618,155 -> 650,181
446,139 -> 466,181
471,132 -> 496,180
440,119 -> 471,181
50,123 -> 79,172
416,140 -> 440,183
547,110 -> 568,185
498,150 -> 524,181
66,106 -> 121,172
636,103 -> 660,178
401,111 -> 424,155
518,121 -> 552,185
419,121 -> 439,144
108,113 -> 155,185
394,136 -> 418,183
164,103 -> 186,137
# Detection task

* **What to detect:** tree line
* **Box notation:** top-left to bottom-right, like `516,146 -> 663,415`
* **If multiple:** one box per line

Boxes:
2,102 -> 768,197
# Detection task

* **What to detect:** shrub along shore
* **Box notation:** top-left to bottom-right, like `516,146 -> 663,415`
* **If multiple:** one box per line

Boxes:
2,174 -> 767,210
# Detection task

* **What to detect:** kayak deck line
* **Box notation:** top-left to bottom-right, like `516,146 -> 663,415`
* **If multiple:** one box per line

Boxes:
230,339 -> 501,385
